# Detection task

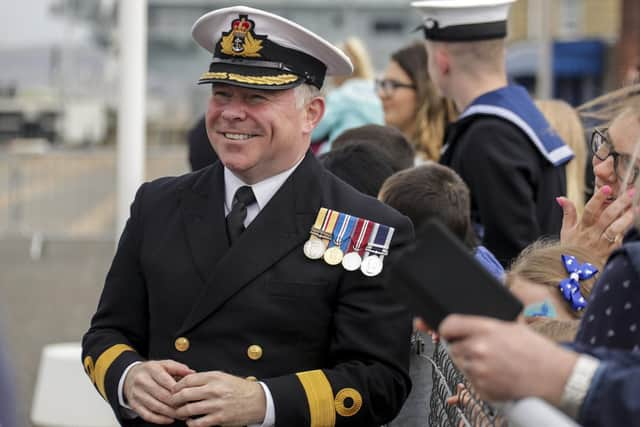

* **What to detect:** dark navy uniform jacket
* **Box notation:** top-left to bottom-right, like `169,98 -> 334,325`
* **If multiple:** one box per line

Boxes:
440,84 -> 572,267
441,114 -> 567,267
81,151 -> 413,427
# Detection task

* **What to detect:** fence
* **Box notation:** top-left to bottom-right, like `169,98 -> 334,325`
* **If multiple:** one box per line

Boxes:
428,341 -> 507,427
427,340 -> 579,427
0,145 -> 189,239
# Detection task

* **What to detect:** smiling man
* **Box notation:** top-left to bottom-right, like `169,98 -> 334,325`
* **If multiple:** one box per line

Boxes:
81,6 -> 413,427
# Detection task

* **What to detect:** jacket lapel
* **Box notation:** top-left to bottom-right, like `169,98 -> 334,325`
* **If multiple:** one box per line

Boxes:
180,163 -> 229,283
178,152 -> 323,334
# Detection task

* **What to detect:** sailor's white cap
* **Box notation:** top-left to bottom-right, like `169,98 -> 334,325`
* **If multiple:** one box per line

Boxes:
411,0 -> 516,42
192,5 -> 353,90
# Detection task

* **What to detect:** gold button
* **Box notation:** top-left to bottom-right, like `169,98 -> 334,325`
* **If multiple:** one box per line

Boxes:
175,337 -> 190,352
246,376 -> 258,382
247,345 -> 263,360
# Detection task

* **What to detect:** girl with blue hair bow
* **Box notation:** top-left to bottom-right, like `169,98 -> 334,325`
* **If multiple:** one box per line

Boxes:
506,240 -> 602,342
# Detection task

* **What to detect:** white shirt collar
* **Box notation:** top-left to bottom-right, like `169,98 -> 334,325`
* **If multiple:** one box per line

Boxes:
223,155 -> 306,224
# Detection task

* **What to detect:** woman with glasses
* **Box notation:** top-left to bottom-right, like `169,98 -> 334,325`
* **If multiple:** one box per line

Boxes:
550,86 -> 640,351
558,86 -> 640,263
376,42 -> 457,162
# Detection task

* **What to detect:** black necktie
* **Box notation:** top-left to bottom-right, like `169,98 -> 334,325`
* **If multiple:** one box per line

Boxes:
226,186 -> 256,245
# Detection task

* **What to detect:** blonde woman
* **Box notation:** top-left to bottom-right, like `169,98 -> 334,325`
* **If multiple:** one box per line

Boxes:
376,42 -> 457,161
536,99 -> 587,216
571,91 -> 640,351
559,85 -> 640,262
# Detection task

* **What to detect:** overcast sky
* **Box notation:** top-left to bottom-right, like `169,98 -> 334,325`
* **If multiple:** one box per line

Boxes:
0,0 -> 66,47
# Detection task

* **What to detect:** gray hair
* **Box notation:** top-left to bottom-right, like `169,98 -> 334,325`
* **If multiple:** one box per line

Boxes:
294,83 -> 321,109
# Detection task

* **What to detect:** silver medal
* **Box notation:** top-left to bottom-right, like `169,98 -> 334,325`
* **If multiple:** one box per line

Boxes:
360,254 -> 383,277
342,252 -> 362,271
304,238 -> 326,260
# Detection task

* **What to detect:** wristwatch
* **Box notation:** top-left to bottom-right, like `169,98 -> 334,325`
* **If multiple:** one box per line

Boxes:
559,354 -> 600,419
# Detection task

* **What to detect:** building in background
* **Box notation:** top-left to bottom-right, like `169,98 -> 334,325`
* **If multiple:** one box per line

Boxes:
507,0 -> 622,104
0,0 -> 637,147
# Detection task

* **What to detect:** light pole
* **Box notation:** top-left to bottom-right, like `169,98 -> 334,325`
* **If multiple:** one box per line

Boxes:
530,0 -> 553,100
116,0 -> 147,241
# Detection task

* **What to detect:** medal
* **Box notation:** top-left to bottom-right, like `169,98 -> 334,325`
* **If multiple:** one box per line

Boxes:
361,254 -> 383,277
342,218 -> 374,271
360,224 -> 395,277
304,208 -> 329,259
304,237 -> 327,259
323,213 -> 356,266
341,252 -> 362,271
323,246 -> 344,265
304,208 -> 338,260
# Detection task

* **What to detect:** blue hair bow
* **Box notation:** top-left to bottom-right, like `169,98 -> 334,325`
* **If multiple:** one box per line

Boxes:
558,254 -> 598,311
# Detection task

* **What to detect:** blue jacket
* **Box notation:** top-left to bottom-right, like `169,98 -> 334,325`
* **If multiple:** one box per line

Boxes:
474,245 -> 505,281
572,343 -> 640,427
574,228 -> 640,350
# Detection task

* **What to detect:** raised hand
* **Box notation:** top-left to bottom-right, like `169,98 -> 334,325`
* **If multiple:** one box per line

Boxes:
558,185 -> 634,262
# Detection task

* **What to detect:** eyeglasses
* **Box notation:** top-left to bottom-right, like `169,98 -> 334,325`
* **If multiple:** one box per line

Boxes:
591,127 -> 640,182
375,78 -> 416,95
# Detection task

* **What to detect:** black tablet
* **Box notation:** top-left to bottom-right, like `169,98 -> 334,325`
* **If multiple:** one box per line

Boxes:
389,219 -> 522,329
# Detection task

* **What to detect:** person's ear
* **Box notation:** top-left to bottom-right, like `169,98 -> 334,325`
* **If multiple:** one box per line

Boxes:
435,44 -> 450,76
303,96 -> 325,133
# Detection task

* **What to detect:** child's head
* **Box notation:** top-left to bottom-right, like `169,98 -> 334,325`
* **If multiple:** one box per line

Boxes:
321,142 -> 396,197
379,163 -> 474,247
506,240 -> 603,321
332,124 -> 415,171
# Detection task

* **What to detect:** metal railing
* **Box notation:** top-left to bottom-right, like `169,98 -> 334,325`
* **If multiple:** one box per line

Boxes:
426,341 -> 580,427
0,146 -> 189,240
428,341 -> 507,427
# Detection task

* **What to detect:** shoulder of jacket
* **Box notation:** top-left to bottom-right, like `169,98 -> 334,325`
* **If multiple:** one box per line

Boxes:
321,170 -> 411,230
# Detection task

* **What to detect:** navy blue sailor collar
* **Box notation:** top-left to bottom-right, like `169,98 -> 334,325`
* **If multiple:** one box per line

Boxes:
459,84 -> 574,166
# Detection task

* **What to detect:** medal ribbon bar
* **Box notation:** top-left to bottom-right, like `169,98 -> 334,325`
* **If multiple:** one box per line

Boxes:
310,207 -> 333,240
364,224 -> 394,257
347,219 -> 374,257
337,215 -> 357,252
321,209 -> 340,239
327,212 -> 348,249
362,223 -> 381,257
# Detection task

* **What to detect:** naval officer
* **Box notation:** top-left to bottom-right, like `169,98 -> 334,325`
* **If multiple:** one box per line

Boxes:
82,5 -> 413,427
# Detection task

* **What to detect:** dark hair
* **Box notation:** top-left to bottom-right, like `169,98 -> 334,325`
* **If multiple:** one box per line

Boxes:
380,163 -> 475,247
390,42 -> 457,161
331,124 -> 415,171
320,142 -> 396,197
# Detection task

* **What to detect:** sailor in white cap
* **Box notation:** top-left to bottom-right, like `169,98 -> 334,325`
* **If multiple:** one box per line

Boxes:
82,5 -> 414,427
412,0 -> 573,267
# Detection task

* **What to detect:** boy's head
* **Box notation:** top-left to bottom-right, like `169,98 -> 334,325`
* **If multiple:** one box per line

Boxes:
332,124 -> 415,171
379,163 -> 472,245
321,142 -> 396,197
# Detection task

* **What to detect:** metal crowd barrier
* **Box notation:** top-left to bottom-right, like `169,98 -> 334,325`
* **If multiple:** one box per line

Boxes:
0,146 -> 189,240
426,341 -> 579,427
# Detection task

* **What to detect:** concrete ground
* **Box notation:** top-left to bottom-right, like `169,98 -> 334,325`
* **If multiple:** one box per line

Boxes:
0,237 -> 115,426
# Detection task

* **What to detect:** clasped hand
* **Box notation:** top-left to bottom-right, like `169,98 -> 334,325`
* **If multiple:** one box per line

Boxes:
124,360 -> 266,426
